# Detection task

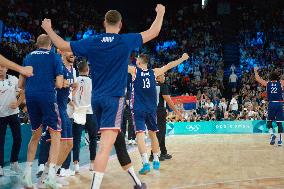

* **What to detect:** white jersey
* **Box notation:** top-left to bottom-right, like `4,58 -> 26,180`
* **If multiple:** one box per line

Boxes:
74,76 -> 93,114
67,67 -> 77,118
0,75 -> 19,117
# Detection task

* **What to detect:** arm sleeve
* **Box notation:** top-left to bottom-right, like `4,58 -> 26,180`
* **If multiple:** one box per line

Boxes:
54,54 -> 64,76
123,33 -> 143,51
160,84 -> 170,95
70,38 -> 94,57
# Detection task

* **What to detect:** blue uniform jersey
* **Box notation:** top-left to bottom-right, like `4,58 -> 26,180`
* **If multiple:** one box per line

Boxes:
23,48 -> 64,100
267,81 -> 283,102
131,67 -> 157,112
70,33 -> 143,98
57,66 -> 75,110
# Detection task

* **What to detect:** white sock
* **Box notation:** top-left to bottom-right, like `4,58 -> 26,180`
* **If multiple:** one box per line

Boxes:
48,163 -> 56,179
141,153 -> 149,164
153,153 -> 159,162
24,162 -> 32,175
55,165 -> 61,173
91,171 -> 104,189
127,166 -> 142,186
269,128 -> 273,135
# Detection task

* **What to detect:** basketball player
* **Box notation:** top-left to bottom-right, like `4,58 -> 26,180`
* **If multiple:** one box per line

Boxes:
41,4 -> 165,189
128,53 -> 189,174
254,67 -> 283,146
0,55 -> 33,77
19,34 -> 64,189
0,65 -> 24,176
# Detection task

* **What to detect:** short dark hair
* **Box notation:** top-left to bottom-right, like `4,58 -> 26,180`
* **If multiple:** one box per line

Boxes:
105,10 -> 122,26
270,71 -> 280,81
138,54 -> 149,65
78,61 -> 89,73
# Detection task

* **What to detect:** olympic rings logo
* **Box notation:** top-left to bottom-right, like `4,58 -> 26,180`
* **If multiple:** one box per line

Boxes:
185,125 -> 200,132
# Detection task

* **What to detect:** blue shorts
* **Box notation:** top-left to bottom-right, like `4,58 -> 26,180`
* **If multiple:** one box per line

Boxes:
132,110 -> 158,133
59,110 -> 73,140
92,96 -> 125,131
26,97 -> 61,132
268,102 -> 284,122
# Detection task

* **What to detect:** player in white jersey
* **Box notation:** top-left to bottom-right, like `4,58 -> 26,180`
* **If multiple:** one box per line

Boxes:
0,54 -> 33,77
0,65 -> 25,176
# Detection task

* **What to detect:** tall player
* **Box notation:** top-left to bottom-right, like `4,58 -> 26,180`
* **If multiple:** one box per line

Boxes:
41,4 -> 165,189
254,67 -> 283,146
128,53 -> 189,174
0,55 -> 33,77
19,34 -> 64,189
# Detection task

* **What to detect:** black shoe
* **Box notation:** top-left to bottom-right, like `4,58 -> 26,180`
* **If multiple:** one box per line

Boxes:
159,155 -> 165,161
134,183 -> 147,189
149,155 -> 165,162
161,153 -> 172,160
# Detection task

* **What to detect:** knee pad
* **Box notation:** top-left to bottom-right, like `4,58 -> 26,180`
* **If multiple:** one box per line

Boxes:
277,122 -> 283,133
114,132 -> 131,167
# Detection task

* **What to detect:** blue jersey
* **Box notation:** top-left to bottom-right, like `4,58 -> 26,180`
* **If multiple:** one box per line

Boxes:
70,33 -> 142,98
23,48 -> 64,100
57,66 -> 75,110
131,67 -> 157,112
267,81 -> 283,102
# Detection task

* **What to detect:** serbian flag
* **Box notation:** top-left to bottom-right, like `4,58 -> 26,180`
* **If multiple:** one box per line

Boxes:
171,96 -> 197,110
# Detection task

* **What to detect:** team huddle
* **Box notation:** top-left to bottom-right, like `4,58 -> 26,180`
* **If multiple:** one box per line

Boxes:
0,3 -> 283,189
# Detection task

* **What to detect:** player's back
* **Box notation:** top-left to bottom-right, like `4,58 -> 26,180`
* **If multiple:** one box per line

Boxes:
131,67 -> 157,112
70,33 -> 142,98
23,48 -> 63,99
267,81 -> 283,102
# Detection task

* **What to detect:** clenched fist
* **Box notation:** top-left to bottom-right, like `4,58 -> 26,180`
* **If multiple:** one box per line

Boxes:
41,18 -> 52,31
155,4 -> 165,16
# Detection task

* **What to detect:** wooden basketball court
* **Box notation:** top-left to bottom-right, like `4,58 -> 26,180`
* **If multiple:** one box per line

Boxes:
63,134 -> 284,189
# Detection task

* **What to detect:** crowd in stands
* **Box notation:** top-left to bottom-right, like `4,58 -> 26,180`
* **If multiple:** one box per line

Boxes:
1,1 -> 284,123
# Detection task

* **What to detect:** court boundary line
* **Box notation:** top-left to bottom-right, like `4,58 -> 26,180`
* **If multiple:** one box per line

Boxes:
172,176 -> 284,189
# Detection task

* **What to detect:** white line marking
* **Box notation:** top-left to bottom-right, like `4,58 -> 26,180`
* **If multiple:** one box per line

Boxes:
172,176 -> 284,189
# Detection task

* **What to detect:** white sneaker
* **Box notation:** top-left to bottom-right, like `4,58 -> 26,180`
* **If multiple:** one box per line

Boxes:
128,140 -> 133,145
36,164 -> 45,178
74,164 -> 80,174
89,163 -> 94,171
0,166 -> 3,176
22,173 -> 33,188
60,168 -> 75,177
132,140 -> 137,145
10,162 -> 22,174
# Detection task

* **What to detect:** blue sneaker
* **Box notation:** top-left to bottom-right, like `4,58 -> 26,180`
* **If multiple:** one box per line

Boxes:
152,161 -> 160,170
278,140 -> 282,146
270,134 -> 276,145
139,163 -> 150,175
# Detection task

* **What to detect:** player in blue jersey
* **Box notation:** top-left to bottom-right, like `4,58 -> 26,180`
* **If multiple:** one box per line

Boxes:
18,34 -> 64,189
41,4 -> 165,189
0,54 -> 33,77
254,67 -> 284,146
128,53 -> 189,174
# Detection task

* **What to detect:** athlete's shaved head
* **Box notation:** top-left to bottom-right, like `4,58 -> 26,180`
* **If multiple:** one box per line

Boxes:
36,34 -> 52,49
105,10 -> 122,26
78,61 -> 89,73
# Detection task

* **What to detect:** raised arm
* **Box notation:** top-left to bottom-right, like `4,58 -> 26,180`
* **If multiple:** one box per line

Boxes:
254,67 -> 267,87
0,55 -> 33,77
140,4 -> 165,44
41,19 -> 71,52
128,65 -> 136,76
154,53 -> 189,77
